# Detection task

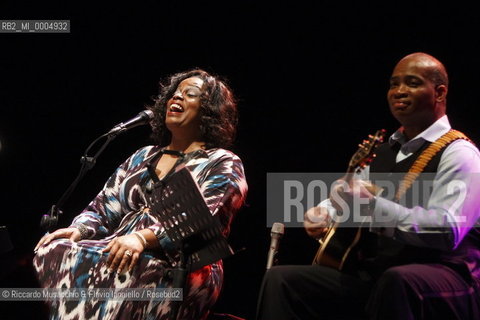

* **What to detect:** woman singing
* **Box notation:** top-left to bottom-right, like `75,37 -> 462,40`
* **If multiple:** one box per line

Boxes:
34,69 -> 248,319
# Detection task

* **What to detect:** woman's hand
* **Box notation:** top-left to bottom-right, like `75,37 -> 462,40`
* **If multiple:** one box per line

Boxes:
34,227 -> 82,253
102,234 -> 145,274
304,206 -> 331,239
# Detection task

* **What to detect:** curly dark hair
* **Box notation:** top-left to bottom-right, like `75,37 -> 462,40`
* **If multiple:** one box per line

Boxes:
147,69 -> 238,149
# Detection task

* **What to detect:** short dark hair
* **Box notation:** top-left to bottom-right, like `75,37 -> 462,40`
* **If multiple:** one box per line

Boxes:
148,69 -> 238,149
425,67 -> 449,88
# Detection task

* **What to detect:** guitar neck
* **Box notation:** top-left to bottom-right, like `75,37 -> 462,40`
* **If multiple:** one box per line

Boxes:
313,129 -> 386,270
344,169 -> 356,184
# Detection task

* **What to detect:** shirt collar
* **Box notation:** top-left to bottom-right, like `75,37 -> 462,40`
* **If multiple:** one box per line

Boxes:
388,115 -> 451,152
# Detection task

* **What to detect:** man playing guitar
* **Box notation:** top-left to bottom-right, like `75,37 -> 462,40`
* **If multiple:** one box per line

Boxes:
257,53 -> 480,320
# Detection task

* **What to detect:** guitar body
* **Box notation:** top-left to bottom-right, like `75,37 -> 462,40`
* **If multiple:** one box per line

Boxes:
312,129 -> 385,271
312,222 -> 371,272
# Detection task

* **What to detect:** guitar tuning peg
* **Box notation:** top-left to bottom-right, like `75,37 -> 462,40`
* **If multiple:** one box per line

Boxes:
358,143 -> 364,148
368,134 -> 373,138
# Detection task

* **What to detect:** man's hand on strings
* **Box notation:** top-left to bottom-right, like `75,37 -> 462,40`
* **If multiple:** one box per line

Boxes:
304,206 -> 332,239
330,179 -> 375,213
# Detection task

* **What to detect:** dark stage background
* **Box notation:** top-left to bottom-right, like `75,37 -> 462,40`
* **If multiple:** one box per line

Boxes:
1,1 -> 480,319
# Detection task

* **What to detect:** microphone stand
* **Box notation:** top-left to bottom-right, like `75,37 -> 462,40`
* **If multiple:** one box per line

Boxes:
169,248 -> 187,320
40,130 -> 122,231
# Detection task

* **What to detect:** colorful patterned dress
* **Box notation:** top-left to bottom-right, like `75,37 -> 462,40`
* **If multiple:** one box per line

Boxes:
33,146 -> 248,320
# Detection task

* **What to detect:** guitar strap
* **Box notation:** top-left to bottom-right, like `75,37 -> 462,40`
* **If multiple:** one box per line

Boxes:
394,129 -> 473,202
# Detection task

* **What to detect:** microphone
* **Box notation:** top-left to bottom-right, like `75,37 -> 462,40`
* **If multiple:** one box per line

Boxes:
107,110 -> 154,135
40,110 -> 155,231
266,222 -> 285,270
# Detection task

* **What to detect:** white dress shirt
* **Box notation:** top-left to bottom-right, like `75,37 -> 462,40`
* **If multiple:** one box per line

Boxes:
322,115 -> 480,251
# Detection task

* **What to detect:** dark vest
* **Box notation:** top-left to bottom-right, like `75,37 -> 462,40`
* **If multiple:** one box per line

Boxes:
371,141 -> 442,208
371,141 -> 443,173
367,141 -> 480,282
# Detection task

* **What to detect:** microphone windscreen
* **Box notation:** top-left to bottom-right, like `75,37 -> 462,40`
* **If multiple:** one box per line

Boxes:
271,222 -> 285,236
141,109 -> 155,120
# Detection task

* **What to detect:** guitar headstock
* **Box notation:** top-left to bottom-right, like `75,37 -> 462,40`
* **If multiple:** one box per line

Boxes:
348,129 -> 386,173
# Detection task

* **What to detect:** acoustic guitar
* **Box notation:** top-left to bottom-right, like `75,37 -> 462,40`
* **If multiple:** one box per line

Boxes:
312,129 -> 386,271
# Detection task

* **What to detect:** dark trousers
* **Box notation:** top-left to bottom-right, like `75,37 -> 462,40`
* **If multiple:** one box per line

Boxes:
256,264 -> 480,320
